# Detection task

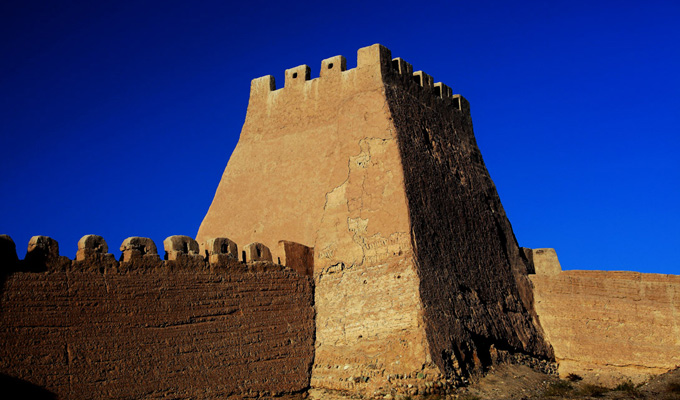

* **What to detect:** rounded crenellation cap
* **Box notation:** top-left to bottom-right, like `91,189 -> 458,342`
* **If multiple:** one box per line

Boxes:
206,237 -> 238,257
163,235 -> 200,261
0,234 -> 19,270
24,235 -> 70,271
76,235 -> 109,261
26,235 -> 60,260
120,237 -> 158,263
243,242 -> 273,263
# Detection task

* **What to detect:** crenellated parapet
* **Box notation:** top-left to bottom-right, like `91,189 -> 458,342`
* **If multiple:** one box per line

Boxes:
247,43 -> 469,115
0,234 -> 314,276
388,53 -> 470,114
0,237 -> 316,399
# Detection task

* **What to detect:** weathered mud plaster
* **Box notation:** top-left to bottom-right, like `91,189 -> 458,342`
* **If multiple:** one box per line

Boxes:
383,68 -> 555,376
528,248 -> 680,385
197,44 -> 554,394
0,235 -> 315,399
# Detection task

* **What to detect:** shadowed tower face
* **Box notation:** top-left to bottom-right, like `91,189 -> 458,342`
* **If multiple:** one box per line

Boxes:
197,44 -> 553,392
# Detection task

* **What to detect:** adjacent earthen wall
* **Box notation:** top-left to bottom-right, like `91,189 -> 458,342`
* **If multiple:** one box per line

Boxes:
528,248 -> 680,384
0,236 -> 315,399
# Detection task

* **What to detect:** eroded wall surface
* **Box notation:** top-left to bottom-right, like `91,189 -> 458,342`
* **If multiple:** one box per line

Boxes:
528,248 -> 680,384
0,237 -> 315,399
197,44 -> 555,395
197,45 -> 436,393
312,136 -> 434,392
384,66 -> 554,375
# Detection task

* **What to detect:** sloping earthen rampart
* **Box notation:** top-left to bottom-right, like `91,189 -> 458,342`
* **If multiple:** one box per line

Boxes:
4,44 -> 677,399
526,248 -> 680,385
383,55 -> 554,376
0,234 -> 315,399
198,44 -> 554,395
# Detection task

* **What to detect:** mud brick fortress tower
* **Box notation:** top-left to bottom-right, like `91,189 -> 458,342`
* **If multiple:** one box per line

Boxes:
1,44 -> 679,399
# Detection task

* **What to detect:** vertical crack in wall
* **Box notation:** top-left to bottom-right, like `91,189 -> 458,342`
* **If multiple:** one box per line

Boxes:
317,137 -> 409,276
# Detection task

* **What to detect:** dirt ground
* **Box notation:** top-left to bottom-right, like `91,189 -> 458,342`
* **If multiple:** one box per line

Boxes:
305,364 -> 680,400
455,364 -> 680,400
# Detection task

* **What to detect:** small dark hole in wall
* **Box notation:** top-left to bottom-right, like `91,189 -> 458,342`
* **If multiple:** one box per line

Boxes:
397,275 -> 401,279
220,243 -> 228,254
182,242 -> 188,253
363,280 -> 367,284
256,247 -> 262,258
140,246 -> 147,256
433,86 -> 441,97
277,257 -> 281,265
358,335 -> 363,339
328,63 -> 333,69
242,250 -> 246,263
292,72 -> 298,79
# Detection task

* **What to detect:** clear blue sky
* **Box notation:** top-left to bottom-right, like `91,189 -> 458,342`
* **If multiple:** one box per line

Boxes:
1,0 -> 678,273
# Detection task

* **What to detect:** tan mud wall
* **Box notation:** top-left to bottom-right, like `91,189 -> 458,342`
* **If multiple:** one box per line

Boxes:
0,267 -> 315,398
311,135 -> 434,392
530,253 -> 680,384
197,45 -> 433,393
196,47 -> 399,258
197,44 -> 556,394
